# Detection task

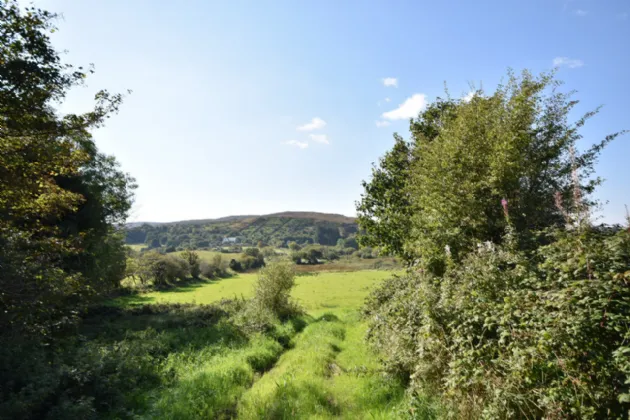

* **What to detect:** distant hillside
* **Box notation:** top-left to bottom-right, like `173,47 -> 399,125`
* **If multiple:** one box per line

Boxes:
125,212 -> 358,250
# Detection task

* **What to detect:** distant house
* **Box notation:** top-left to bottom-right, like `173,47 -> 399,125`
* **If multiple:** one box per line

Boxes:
222,237 -> 238,244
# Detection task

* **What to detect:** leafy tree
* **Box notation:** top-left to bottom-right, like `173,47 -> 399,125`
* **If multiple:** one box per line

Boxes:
0,0 -> 134,334
288,241 -> 301,251
314,225 -> 340,245
358,70 -> 625,273
180,250 -> 201,278
356,134 -> 413,260
361,70 -> 629,417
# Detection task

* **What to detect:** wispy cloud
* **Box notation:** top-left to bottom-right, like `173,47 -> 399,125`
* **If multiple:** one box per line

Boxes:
553,56 -> 584,68
382,77 -> 398,87
375,120 -> 391,128
309,134 -> 329,144
382,94 -> 428,120
618,12 -> 628,20
574,9 -> 588,16
285,140 -> 308,149
385,97 -> 391,102
297,117 -> 326,131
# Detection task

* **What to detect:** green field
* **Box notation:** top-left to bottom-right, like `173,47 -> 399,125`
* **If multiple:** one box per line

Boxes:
106,269 -> 435,419
116,270 -> 394,312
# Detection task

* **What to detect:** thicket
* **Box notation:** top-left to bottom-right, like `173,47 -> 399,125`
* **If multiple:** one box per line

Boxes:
359,71 -> 630,418
236,262 -> 303,333
0,1 -> 135,335
1,260 -> 303,419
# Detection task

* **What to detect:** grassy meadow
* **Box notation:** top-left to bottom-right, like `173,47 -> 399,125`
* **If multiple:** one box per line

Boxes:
95,268 -> 436,419
115,270 -> 394,311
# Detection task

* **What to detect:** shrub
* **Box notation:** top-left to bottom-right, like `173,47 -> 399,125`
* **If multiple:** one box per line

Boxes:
261,246 -> 277,258
200,255 -> 228,279
141,252 -> 189,286
229,259 -> 243,272
322,247 -> 340,261
365,227 -> 630,418
237,262 -> 302,332
180,250 -> 201,278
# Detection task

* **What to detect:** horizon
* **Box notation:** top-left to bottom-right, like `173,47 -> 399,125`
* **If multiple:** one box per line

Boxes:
40,0 -> 630,224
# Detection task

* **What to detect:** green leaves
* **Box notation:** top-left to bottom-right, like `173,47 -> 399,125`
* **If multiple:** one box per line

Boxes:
0,0 -> 134,335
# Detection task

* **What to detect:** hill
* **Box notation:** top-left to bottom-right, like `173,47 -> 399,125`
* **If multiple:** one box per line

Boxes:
125,212 -> 358,250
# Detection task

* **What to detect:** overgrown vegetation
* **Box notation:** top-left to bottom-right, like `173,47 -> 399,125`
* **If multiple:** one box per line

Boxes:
359,70 -> 630,418
0,0 -> 134,336
0,261 -> 306,419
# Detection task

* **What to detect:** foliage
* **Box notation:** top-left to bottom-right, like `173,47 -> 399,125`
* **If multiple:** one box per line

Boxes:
236,262 -> 302,332
252,262 -> 300,319
229,258 -> 244,272
125,214 -> 358,251
360,69 -> 628,417
180,250 -> 201,278
200,254 -> 229,279
358,70 -> 625,271
366,227 -> 630,418
356,134 -> 414,259
0,0 -> 135,335
0,302 -> 295,419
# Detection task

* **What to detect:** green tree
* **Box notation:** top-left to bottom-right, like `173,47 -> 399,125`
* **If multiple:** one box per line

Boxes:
180,250 -> 201,278
358,70 -> 625,273
356,134 -> 413,260
0,0 -> 134,334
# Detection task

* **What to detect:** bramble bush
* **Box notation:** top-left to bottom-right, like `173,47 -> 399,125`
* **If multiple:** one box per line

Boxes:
359,69 -> 630,418
365,226 -> 630,418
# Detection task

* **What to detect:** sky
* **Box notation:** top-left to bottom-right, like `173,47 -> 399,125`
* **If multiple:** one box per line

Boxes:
36,0 -> 629,223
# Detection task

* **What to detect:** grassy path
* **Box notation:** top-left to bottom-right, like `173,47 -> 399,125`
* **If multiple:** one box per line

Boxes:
114,270 -> 413,418
237,310 -> 406,419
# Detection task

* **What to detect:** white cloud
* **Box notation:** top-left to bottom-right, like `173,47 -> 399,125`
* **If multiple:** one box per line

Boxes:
285,140 -> 308,149
574,9 -> 588,16
382,94 -> 428,120
297,117 -> 326,131
385,97 -> 391,102
553,56 -> 584,68
382,77 -> 398,87
462,91 -> 476,102
309,134 -> 330,144
375,120 -> 391,128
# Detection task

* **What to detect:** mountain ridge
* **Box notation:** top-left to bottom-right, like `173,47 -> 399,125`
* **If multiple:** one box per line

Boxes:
127,211 -> 356,227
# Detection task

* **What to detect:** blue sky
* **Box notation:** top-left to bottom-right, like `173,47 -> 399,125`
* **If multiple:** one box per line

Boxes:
40,0 -> 629,223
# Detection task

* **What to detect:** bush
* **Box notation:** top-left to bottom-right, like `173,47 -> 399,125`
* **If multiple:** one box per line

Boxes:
180,250 -> 201,278
261,246 -> 277,258
200,255 -> 228,279
237,262 -> 302,332
365,227 -> 630,418
140,252 -> 189,286
322,247 -> 340,261
229,259 -> 243,272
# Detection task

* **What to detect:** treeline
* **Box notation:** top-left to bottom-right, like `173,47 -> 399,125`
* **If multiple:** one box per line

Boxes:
358,71 -> 630,418
125,215 -> 359,250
